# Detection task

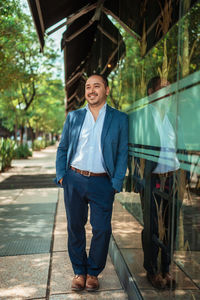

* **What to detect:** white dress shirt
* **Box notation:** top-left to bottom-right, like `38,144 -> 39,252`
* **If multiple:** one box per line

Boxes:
71,103 -> 106,173
150,105 -> 180,173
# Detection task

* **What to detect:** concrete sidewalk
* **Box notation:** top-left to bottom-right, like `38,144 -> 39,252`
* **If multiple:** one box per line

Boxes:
0,145 -> 128,299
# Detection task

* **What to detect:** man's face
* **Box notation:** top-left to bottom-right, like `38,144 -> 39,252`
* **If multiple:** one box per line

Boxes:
148,79 -> 170,95
85,75 -> 109,107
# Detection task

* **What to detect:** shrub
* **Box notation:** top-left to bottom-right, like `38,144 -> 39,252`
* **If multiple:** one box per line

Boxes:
45,140 -> 55,147
13,144 -> 32,159
0,138 -> 16,172
50,140 -> 56,145
33,139 -> 46,150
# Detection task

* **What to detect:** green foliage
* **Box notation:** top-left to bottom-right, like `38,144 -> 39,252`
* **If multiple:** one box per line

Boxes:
0,0 -> 25,90
32,139 -> 55,151
0,138 -> 16,171
13,143 -> 32,159
0,0 -> 65,139
32,140 -> 46,151
45,140 -> 56,147
108,3 -> 200,110
28,77 -> 65,136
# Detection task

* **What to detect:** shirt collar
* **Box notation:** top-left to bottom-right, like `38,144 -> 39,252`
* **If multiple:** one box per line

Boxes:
86,102 -> 107,113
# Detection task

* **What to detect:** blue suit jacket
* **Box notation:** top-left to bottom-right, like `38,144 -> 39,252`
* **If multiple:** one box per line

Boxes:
55,104 -> 128,192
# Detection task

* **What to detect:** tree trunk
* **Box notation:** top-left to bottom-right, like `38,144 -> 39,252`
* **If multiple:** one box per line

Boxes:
20,125 -> 24,145
30,127 -> 35,146
14,124 -> 18,142
51,132 -> 54,143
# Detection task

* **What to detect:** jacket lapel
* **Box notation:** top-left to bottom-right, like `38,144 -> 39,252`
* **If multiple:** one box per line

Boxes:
73,108 -> 86,151
101,105 -> 113,150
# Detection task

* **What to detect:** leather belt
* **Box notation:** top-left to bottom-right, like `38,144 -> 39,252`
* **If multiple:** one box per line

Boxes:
70,166 -> 108,177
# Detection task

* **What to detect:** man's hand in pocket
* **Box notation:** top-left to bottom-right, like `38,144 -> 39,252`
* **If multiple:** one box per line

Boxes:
59,178 -> 63,185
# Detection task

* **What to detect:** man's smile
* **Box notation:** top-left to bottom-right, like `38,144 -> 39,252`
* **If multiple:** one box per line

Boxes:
88,93 -> 98,100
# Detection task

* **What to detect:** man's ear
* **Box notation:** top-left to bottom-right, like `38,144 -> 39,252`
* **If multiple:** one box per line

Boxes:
106,86 -> 110,96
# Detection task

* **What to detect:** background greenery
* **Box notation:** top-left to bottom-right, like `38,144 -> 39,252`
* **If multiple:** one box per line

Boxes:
0,0 -> 65,145
107,3 -> 200,111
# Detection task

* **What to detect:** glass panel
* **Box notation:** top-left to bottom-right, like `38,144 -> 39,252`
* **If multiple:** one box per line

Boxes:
174,0 -> 200,290
109,0 -> 200,296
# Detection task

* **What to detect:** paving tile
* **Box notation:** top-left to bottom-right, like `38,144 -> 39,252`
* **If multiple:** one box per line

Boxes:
112,195 -> 200,299
113,196 -> 130,212
112,217 -> 142,249
115,193 -> 144,226
175,251 -> 200,288
53,235 -> 68,252
0,238 -> 51,256
54,214 -> 68,231
0,212 -> 55,240
141,289 -> 200,300
0,174 -> 56,189
49,290 -> 128,300
112,231 -> 142,249
0,202 -> 56,256
112,201 -> 143,249
16,188 -> 58,204
53,211 -> 68,252
0,254 -> 50,299
0,188 -> 57,205
0,189 -> 23,197
50,251 -> 74,294
120,248 -> 198,290
0,202 -> 57,216
112,210 -> 141,222
57,190 -> 66,215
0,190 -> 23,203
50,252 -> 122,295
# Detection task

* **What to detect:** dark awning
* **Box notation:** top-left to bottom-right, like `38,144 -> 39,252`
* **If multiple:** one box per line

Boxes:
27,0 -> 96,50
27,0 -> 198,111
62,10 -> 125,110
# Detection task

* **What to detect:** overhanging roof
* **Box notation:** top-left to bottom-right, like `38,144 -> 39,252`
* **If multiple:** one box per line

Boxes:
62,10 -> 125,110
27,0 -> 97,50
27,0 -> 198,111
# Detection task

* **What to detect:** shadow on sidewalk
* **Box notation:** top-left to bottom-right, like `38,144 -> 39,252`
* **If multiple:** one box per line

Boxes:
0,174 -> 56,189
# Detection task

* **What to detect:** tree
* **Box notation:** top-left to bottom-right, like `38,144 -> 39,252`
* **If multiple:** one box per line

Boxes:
0,0 -> 25,90
0,0 -> 65,143
28,77 -> 65,141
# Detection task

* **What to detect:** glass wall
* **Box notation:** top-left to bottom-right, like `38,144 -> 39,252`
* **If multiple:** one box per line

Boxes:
108,0 -> 200,297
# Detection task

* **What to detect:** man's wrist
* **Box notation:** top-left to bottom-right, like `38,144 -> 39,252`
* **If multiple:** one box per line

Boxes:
59,178 -> 63,185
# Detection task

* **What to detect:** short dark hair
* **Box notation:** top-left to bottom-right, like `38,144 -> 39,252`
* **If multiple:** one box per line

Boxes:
147,76 -> 160,95
88,73 -> 108,87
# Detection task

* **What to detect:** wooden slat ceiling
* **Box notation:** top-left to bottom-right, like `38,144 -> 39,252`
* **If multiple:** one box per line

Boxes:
27,0 -> 197,111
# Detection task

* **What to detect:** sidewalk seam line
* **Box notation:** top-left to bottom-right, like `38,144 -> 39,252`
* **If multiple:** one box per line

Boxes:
46,188 -> 59,300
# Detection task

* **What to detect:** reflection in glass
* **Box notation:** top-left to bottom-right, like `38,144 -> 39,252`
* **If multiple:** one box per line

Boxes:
113,0 -> 200,295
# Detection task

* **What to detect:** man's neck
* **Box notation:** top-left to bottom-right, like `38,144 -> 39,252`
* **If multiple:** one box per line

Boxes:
88,103 -> 106,121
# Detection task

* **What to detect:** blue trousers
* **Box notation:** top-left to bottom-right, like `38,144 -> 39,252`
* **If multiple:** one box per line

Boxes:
142,173 -> 180,274
63,168 -> 115,276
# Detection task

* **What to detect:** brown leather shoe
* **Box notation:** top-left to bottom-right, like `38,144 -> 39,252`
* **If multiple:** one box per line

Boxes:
71,275 -> 86,291
147,272 -> 166,290
86,274 -> 99,292
163,272 -> 176,290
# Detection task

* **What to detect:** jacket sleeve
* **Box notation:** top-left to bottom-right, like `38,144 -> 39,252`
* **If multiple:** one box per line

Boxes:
112,113 -> 129,192
54,114 -> 70,186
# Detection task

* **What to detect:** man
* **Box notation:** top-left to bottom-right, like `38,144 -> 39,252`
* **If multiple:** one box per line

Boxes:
134,77 -> 184,290
55,74 -> 128,292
